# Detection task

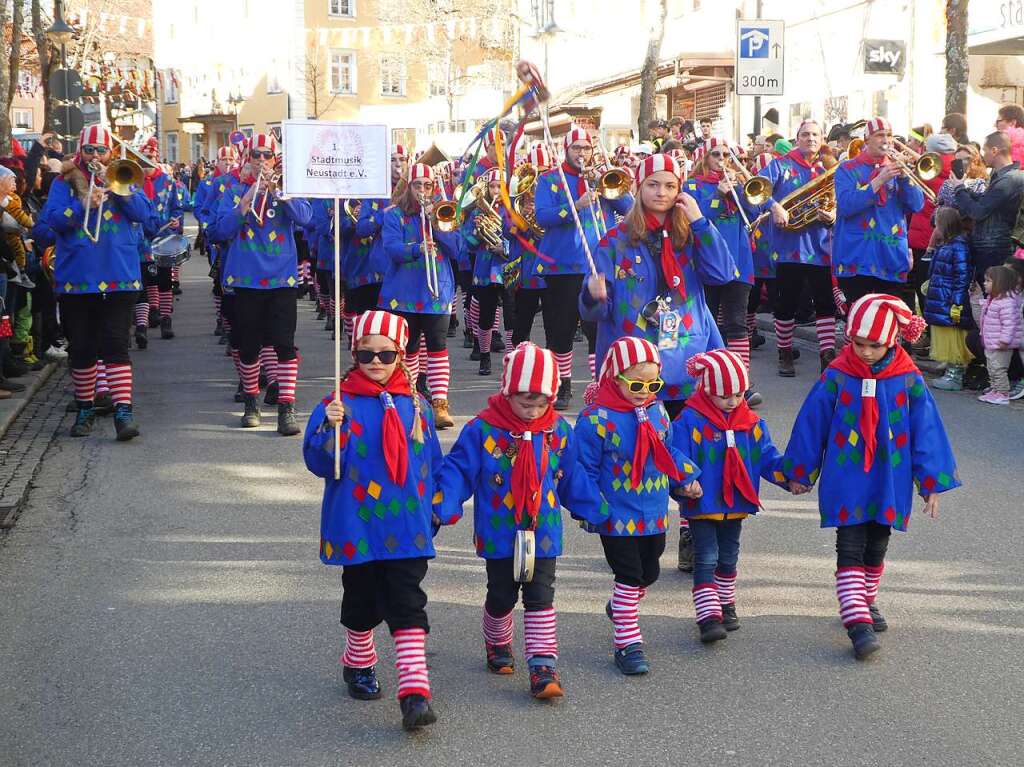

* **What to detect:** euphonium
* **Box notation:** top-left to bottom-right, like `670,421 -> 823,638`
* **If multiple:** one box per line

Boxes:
594,166 -> 631,200
433,200 -> 462,232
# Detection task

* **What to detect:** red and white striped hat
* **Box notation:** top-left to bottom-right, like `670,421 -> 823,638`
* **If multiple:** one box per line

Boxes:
846,293 -> 926,347
393,144 -> 407,157
865,117 -> 892,137
408,162 -> 434,182
752,152 -> 774,172
481,166 -> 502,184
78,125 -> 112,150
483,126 -> 501,149
141,136 -> 159,157
635,153 -> 681,184
703,136 -> 731,153
247,132 -> 278,159
217,145 -> 238,161
686,350 -> 749,397
351,310 -> 410,352
564,126 -> 591,149
599,337 -> 661,381
501,342 -> 560,399
527,142 -> 551,168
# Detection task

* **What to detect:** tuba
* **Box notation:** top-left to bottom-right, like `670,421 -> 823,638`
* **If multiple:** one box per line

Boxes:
511,162 -> 544,237
469,180 -> 505,251
775,148 -> 840,231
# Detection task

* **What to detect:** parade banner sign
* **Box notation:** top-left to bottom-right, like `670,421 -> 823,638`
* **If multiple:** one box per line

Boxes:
280,120 -> 391,199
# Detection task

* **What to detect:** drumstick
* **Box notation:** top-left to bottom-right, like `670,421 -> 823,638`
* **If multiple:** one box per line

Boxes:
333,197 -> 342,481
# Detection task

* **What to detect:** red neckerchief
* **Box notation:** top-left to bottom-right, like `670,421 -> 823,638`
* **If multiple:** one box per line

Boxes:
336,367 -> 413,487
593,377 -> 681,489
785,148 -> 823,177
143,168 -> 161,201
829,345 -> 918,473
851,150 -> 891,204
642,209 -> 687,304
477,393 -> 558,527
560,161 -> 587,198
696,170 -> 737,213
685,388 -> 761,508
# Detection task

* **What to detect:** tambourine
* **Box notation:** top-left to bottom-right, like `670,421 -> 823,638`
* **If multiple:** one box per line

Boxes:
513,529 -> 536,583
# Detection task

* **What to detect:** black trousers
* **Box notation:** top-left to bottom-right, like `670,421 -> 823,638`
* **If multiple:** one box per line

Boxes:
600,533 -> 666,588
485,556 -> 557,615
399,312 -> 448,353
835,522 -> 891,569
315,269 -> 333,301
905,249 -> 931,315
774,263 -> 834,321
704,280 -> 751,341
838,276 -> 903,308
340,557 -> 430,633
232,287 -> 297,364
60,292 -> 135,368
31,278 -> 60,351
142,264 -> 173,291
474,284 -> 503,334
344,283 -> 381,315
513,287 -> 544,345
542,274 -> 584,353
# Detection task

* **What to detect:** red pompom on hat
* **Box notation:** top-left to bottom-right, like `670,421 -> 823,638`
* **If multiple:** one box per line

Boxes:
686,350 -> 750,397
864,117 -> 891,137
846,293 -> 926,346
634,153 -> 681,185
351,310 -> 410,352
501,342 -> 560,400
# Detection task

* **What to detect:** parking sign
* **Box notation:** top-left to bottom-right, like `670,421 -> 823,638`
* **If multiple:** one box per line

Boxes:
736,19 -> 784,96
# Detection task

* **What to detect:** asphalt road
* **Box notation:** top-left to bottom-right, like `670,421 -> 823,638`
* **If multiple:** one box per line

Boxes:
1,254 -> 1022,767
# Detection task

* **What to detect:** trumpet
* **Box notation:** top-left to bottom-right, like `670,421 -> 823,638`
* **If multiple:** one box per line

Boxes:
250,165 -> 282,225
416,193 -> 441,299
890,139 -> 940,203
720,147 -> 773,233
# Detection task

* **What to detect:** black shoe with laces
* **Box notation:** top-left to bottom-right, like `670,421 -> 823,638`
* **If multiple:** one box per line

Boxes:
241,394 -> 261,428
148,308 -> 160,329
342,665 -> 382,700
135,324 -> 148,349
70,402 -> 96,437
264,381 -> 279,406
277,402 -> 300,436
868,603 -> 888,633
486,643 -> 515,674
848,623 -> 880,660
399,694 -> 437,730
94,392 -> 115,417
553,377 -> 572,411
160,316 -> 175,339
447,314 -> 459,338
470,339 -> 481,361
721,604 -> 740,631
491,331 -> 505,352
479,352 -> 492,376
113,403 -> 140,441
699,619 -> 728,644
529,665 -> 564,699
613,643 -> 650,675
463,328 -> 474,349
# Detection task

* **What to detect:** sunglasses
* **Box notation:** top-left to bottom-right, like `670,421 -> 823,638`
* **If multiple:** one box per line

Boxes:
81,145 -> 110,155
251,150 -> 275,159
355,349 -> 399,365
709,151 -> 725,159
617,374 -> 664,394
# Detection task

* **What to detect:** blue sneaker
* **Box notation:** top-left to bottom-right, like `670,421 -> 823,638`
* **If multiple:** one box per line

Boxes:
113,403 -> 139,442
613,643 -> 650,675
343,665 -> 382,700
70,403 -> 95,437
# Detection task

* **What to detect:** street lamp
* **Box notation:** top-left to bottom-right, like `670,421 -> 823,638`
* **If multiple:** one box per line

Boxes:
530,0 -> 562,81
46,1 -> 75,46
228,91 -> 244,129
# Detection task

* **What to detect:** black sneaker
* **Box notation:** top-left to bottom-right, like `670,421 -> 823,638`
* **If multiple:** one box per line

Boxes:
470,339 -> 481,361
70,402 -> 96,437
463,328 -> 474,349
478,352 -> 492,376
214,318 -> 223,336
399,694 -> 437,731
135,324 -> 148,349
113,403 -> 140,441
868,603 -> 888,633
447,315 -> 459,338
342,665 -> 382,700
234,381 -> 244,403
486,643 -> 515,674
613,643 -> 650,676
263,381 -> 279,406
491,331 -> 505,352
241,394 -> 261,428
699,619 -> 728,644
277,402 -> 300,436
848,623 -> 880,660
160,316 -> 174,339
721,604 -> 740,631
94,392 -> 115,417
677,529 -> 694,573
553,377 -> 572,411
528,665 -> 564,699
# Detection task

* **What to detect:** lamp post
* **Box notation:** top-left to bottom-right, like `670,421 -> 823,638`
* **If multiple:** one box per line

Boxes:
46,0 -> 77,149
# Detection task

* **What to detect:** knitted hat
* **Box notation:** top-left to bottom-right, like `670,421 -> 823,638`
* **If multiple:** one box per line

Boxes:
217,145 -> 238,161
481,166 -> 502,184
703,137 -> 731,153
926,133 -> 958,154
527,143 -> 551,168
846,293 -> 926,346
483,126 -> 501,149
408,162 -> 434,182
78,125 -> 112,150
773,138 -> 793,154
501,342 -> 559,399
247,133 -> 278,158
599,337 -> 661,381
634,153 -> 681,184
141,136 -> 159,157
687,350 -> 750,397
564,126 -> 591,149
865,117 -> 891,137
351,310 -> 410,352
393,144 -> 407,157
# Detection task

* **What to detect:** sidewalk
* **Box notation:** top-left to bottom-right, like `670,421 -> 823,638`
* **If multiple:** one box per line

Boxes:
0,361 -> 58,440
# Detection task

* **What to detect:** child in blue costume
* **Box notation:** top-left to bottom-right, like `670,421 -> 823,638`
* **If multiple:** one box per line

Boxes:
784,294 -> 960,660
434,342 -> 609,700
672,349 -> 795,643
303,310 -> 441,731
575,337 -> 701,675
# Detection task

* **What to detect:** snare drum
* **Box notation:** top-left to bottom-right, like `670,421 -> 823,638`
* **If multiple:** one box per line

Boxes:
152,234 -> 191,268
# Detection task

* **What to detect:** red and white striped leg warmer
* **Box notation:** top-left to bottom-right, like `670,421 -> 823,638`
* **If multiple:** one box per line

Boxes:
393,628 -> 431,700
553,351 -> 573,380
259,346 -> 278,384
276,358 -> 298,403
727,336 -> 751,373
775,319 -> 795,349
146,285 -> 160,309
417,344 -> 428,379
405,346 -> 421,382
504,328 -> 513,349
864,564 -> 884,605
693,583 -> 722,624
328,297 -> 336,322
523,608 -> 558,662
478,320 -> 493,353
343,314 -> 356,343
105,363 -> 132,405
213,293 -> 222,315
833,283 -> 848,315
588,353 -> 596,381
171,266 -> 180,283
468,296 -> 480,336
159,290 -> 173,319
230,347 -> 242,379
134,302 -> 149,327
222,313 -> 232,335
638,586 -> 647,600
836,567 -> 872,627
815,316 -> 836,353
714,570 -> 737,606
95,361 -> 109,395
482,607 -> 514,646
746,312 -> 757,336
426,350 -> 450,400
239,360 -> 260,396
71,365 -> 97,402
610,582 -> 643,649
341,628 -> 378,668
495,304 -> 503,339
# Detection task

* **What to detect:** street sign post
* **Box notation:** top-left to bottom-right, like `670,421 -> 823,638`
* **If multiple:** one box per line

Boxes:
736,19 -> 784,97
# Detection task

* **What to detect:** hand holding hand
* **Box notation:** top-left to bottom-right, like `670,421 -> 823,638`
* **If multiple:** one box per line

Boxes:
788,480 -> 812,495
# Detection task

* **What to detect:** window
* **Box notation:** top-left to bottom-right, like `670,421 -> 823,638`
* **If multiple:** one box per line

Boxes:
267,124 -> 282,142
330,50 -> 356,95
164,74 -> 178,104
267,67 -> 282,95
13,109 -> 33,130
165,132 -> 179,163
18,71 -> 35,91
428,61 -> 447,97
380,55 -> 406,97
328,0 -> 355,17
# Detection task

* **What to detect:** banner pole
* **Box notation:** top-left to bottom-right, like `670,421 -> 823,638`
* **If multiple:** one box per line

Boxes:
333,196 -> 342,480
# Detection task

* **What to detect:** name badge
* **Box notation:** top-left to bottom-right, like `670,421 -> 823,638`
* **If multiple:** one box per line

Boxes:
658,310 -> 680,350
725,429 -> 736,448
862,379 -> 877,398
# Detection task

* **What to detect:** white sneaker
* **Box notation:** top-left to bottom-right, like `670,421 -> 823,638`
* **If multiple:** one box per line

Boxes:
44,345 -> 68,360
978,391 -> 1009,405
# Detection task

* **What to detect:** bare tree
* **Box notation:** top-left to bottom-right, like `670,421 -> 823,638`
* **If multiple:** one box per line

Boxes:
945,0 -> 968,114
31,0 -> 56,133
637,0 -> 668,140
305,43 -> 338,119
0,0 -> 27,154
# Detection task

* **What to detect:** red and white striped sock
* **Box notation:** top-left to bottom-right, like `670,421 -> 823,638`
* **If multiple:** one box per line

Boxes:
134,302 -> 149,327
815,316 -> 836,353
679,515 -> 690,530
478,319 -> 493,353
523,608 -> 558,662
426,350 -> 450,400
341,628 -> 378,668
692,583 -> 722,624
259,346 -> 278,384
553,351 -> 572,380
482,607 -> 514,646
276,358 -> 298,403
588,353 -> 596,381
405,347 -> 421,382
468,296 -> 480,336
105,363 -> 132,405
222,314 -> 232,335
775,318 -> 795,349
610,582 -> 643,649
417,344 -> 428,380
864,564 -> 884,605
836,567 -> 872,627
833,283 -> 848,315
638,586 -> 647,600
146,285 -> 159,309
727,336 -> 751,373
393,628 -> 431,700
328,297 -> 335,322
746,312 -> 757,336
159,290 -> 173,319
504,328 -> 513,349
343,313 -> 356,343
171,266 -> 180,283
213,293 -> 222,317
230,347 -> 242,378
239,360 -> 260,396
71,364 -> 97,402
95,361 -> 109,395
714,570 -> 737,606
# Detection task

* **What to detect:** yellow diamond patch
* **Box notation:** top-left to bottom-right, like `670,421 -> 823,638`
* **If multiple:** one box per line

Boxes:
367,480 -> 382,500
246,228 -> 255,238
103,210 -> 113,220
286,276 -> 296,286
753,424 -> 763,441
848,430 -> 859,446
98,281 -> 108,291
558,209 -> 568,219
625,519 -> 637,534
64,207 -> 74,218
503,492 -> 515,510
64,282 -> 73,292
550,183 -> 558,192
324,541 -> 333,559
389,299 -> 399,309
891,224 -> 899,235
546,490 -> 556,508
226,275 -> 235,285
233,195 -> 240,204
692,427 -> 702,444
483,436 -> 496,454
710,199 -> 720,208
868,218 -> 876,229
268,231 -> 278,241
432,490 -> 443,504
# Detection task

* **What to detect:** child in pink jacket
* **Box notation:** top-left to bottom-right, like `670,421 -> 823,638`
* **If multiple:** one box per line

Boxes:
978,265 -> 1024,405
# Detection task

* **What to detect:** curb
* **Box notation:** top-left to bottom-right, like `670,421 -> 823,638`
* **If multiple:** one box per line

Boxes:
0,361 -> 59,442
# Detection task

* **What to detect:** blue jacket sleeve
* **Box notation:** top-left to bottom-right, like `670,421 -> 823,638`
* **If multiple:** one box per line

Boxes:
302,400 -> 350,480
755,419 -> 789,489
907,376 -> 962,497
433,421 -> 482,525
782,377 -> 838,486
558,428 -> 610,526
689,216 -> 738,286
836,164 -> 878,219
281,197 -> 312,228
666,419 -> 701,490
193,182 -> 209,225
40,178 -> 85,232
109,189 -> 155,227
355,202 -> 383,238
609,192 -> 633,217
578,241 -> 614,321
534,175 -> 575,229
897,177 -> 925,214
382,210 -> 421,264
209,184 -> 245,243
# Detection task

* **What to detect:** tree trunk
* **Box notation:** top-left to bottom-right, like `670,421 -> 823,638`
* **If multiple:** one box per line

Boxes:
637,0 -> 668,140
0,0 -> 20,154
32,0 -> 54,133
945,0 -> 969,114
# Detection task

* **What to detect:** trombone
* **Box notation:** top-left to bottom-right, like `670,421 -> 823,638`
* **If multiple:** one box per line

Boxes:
81,155 -> 145,242
416,192 -> 441,299
722,147 -> 773,233
889,139 -> 940,203
250,165 -> 282,225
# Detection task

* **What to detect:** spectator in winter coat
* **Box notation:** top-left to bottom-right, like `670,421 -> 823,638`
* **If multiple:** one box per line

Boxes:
906,133 -> 956,313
